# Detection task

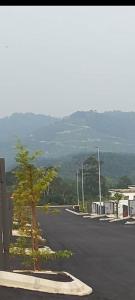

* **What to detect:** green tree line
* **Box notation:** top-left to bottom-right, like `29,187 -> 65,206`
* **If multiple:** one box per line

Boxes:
6,154 -> 133,205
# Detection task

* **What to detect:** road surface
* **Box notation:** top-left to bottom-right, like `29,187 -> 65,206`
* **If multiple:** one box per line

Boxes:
37,207 -> 135,300
2,207 -> 135,300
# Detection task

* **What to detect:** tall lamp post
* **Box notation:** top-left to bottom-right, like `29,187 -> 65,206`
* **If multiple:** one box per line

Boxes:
76,170 -> 80,206
81,163 -> 85,211
97,147 -> 102,215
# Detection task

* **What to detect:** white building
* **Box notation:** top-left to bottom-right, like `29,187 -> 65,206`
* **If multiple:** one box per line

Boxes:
109,186 -> 135,200
91,186 -> 135,218
91,202 -> 105,214
109,186 -> 135,218
104,201 -> 115,215
117,199 -> 129,218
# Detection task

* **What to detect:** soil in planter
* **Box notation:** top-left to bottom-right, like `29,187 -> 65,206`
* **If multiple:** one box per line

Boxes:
16,271 -> 73,282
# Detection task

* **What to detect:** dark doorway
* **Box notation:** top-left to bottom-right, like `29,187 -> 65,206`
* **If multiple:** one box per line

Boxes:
123,205 -> 128,217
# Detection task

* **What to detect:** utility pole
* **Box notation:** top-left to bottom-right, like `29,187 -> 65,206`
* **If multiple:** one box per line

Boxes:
0,43 -> 10,269
81,163 -> 85,211
97,147 -> 102,215
76,170 -> 80,206
0,165 -> 3,270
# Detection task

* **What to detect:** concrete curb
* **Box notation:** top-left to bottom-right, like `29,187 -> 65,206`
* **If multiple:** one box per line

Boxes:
109,216 -> 130,223
12,230 -> 29,237
83,214 -> 106,219
99,218 -> 114,221
37,205 -> 73,208
109,219 -> 121,223
125,221 -> 135,225
65,209 -> 88,216
0,271 -> 92,296
10,245 -> 55,255
12,230 -> 46,244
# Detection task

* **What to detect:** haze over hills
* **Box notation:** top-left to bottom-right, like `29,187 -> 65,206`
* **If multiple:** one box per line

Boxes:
1,110 -> 135,170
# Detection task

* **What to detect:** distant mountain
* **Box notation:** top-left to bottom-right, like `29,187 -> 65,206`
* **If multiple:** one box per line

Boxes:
27,110 -> 135,157
1,110 -> 135,170
0,112 -> 57,169
0,112 -> 57,142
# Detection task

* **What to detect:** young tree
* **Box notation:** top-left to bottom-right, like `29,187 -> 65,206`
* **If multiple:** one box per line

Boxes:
111,192 -> 123,218
12,143 -> 57,270
112,192 -> 123,201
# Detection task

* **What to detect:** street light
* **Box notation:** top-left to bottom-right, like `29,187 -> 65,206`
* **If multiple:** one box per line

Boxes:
76,170 -> 80,206
81,163 -> 85,211
96,147 -> 102,215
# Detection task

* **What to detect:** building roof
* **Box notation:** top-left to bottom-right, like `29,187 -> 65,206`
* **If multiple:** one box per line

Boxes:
109,188 -> 135,193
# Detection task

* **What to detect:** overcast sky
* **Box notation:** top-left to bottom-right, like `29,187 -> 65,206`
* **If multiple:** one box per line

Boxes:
0,6 -> 135,118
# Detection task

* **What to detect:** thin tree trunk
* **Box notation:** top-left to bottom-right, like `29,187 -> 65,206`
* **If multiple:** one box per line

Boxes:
29,166 -> 40,270
31,202 -> 40,270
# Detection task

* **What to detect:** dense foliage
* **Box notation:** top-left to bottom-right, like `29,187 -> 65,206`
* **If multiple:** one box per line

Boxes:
39,177 -> 76,205
6,151 -> 134,206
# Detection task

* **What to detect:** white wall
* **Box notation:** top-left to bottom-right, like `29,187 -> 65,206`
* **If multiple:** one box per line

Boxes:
110,191 -> 135,200
118,200 -> 129,218
122,192 -> 135,200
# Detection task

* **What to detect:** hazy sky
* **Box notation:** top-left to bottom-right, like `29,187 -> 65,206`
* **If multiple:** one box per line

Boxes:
1,6 -> 135,118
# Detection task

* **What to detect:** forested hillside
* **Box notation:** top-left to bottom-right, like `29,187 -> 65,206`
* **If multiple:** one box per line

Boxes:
38,152 -> 135,182
1,110 -> 135,170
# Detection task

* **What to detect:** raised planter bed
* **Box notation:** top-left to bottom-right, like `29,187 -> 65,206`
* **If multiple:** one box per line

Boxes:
15,270 -> 73,282
65,208 -> 88,216
0,270 -> 92,296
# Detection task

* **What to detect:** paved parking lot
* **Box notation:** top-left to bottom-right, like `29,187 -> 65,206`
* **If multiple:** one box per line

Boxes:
37,208 -> 135,300
1,207 -> 135,300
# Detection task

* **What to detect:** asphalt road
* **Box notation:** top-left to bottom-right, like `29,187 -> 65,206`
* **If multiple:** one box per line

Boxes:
37,208 -> 135,300
1,208 -> 135,300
